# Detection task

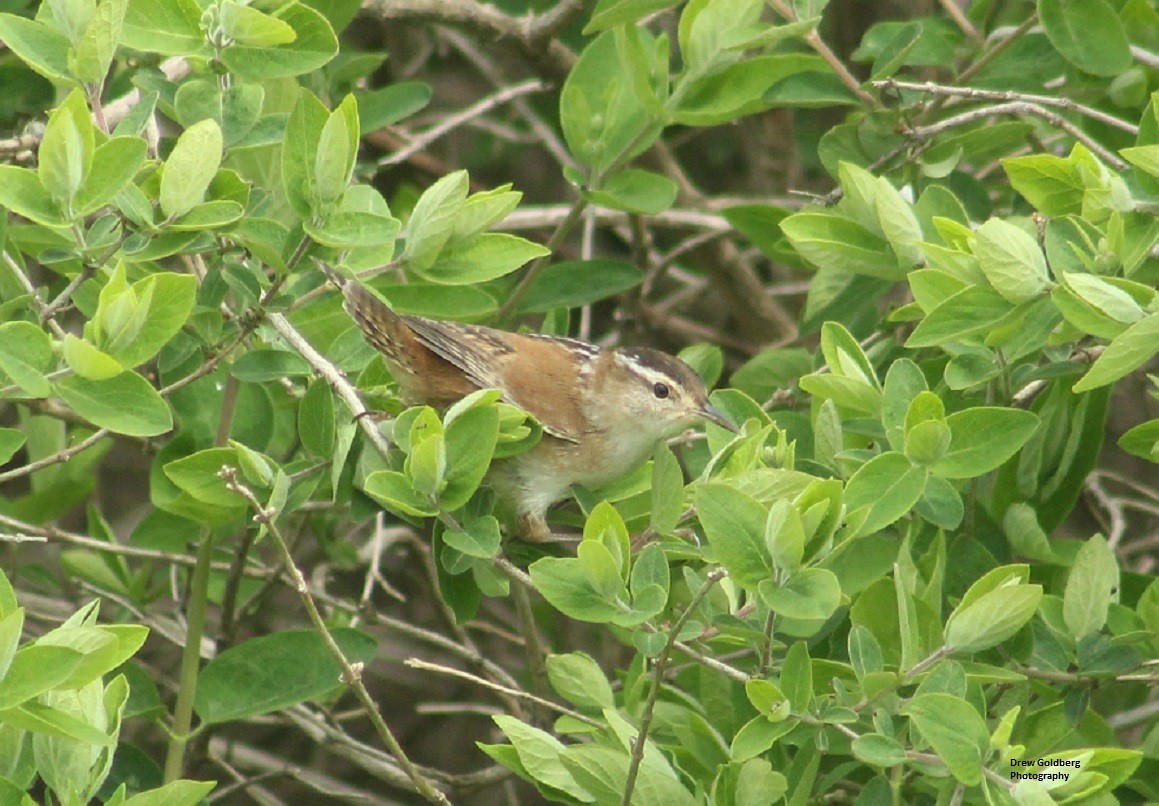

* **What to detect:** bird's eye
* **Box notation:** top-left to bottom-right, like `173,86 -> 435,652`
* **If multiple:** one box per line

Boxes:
653,382 -> 670,399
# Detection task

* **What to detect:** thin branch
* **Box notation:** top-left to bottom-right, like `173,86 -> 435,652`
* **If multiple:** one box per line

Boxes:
899,101 -> 1127,170
957,17 -> 1038,85
937,0 -> 985,48
440,27 -> 577,170
405,658 -> 602,727
377,79 -> 549,169
222,468 -> 451,805
876,79 -> 1139,135
2,250 -> 66,338
497,198 -> 588,322
0,429 -> 109,485
766,0 -> 877,109
360,0 -> 577,81
622,568 -> 728,805
267,311 -> 394,460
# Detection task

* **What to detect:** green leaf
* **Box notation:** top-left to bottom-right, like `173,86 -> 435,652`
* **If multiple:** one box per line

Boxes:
745,679 -> 789,720
852,733 -> 907,767
1062,534 -> 1119,639
780,211 -> 901,279
119,781 -> 217,806
55,371 -> 172,437
1073,313 -> 1159,392
38,91 -> 92,210
1121,144 -> 1159,178
758,567 -> 841,621
973,218 -> 1051,303
901,693 -> 988,785
194,628 -> 376,724
362,470 -> 437,518
299,379 -> 336,457
74,136 -> 148,215
169,199 -> 244,231
577,539 -> 626,601
0,321 -> 53,397
820,320 -> 880,388
905,285 -> 1016,348
282,90 -> 329,218
230,349 -> 312,382
401,170 -> 469,271
357,81 -> 432,132
848,624 -> 883,679
517,259 -> 643,314
729,716 -> 795,761
874,175 -> 924,269
1003,151 -> 1084,216
163,448 -> 244,509
944,583 -> 1042,653
586,0 -> 682,33
585,168 -> 677,214
218,0 -> 296,46
529,557 -> 621,623
695,483 -> 772,587
1119,418 -> 1159,463
0,13 -> 72,82
674,54 -> 807,125
844,452 -> 927,536
37,623 -> 148,690
442,516 -> 502,559
868,20 -> 922,80
313,94 -> 359,206
765,499 -> 804,571
414,233 -> 550,285
61,334 -> 123,380
0,428 -> 26,465
105,273 -> 197,368
68,0 -> 127,84
780,641 -> 812,713
442,404 -> 499,510
649,442 -> 684,535
160,119 -> 223,220
122,0 -> 205,55
0,165 -> 64,227
932,408 -> 1039,478
0,645 -> 82,710
303,210 -> 401,248
1039,0 -> 1131,77
560,31 -> 659,172
219,2 -> 338,80
491,715 -> 592,801
545,652 -> 614,710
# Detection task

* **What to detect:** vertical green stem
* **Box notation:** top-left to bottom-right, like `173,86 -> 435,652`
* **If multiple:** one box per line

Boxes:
162,527 -> 214,782
162,374 -> 240,781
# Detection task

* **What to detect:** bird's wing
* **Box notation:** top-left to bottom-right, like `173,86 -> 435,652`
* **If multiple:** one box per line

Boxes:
403,317 -> 587,443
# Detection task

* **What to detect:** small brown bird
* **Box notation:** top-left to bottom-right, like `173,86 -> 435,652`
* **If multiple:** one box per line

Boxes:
336,274 -> 734,540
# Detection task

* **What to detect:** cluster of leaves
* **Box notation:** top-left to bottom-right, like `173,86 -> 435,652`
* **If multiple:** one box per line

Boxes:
0,566 -> 211,805
0,0 -> 1156,803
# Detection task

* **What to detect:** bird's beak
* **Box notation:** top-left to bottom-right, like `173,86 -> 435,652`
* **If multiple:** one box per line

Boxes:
699,402 -> 739,433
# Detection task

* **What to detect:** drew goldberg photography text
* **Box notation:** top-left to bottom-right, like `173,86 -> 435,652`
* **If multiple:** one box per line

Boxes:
1010,757 -> 1082,782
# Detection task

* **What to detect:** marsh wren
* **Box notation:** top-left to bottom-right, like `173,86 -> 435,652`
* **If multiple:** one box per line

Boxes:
335,274 -> 735,541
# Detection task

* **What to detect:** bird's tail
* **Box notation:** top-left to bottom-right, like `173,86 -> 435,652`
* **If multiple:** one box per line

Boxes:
340,277 -> 410,367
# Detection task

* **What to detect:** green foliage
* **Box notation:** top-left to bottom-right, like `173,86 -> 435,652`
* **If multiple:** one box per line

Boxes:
0,0 -> 1156,804
0,568 -> 211,802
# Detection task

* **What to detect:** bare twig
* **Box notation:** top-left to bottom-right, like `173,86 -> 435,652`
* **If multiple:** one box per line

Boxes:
377,79 -> 549,169
876,79 -> 1139,135
361,0 -> 577,80
405,657 -> 601,726
622,568 -> 727,805
222,468 -> 451,804
267,311 -> 394,460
